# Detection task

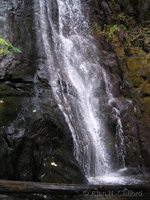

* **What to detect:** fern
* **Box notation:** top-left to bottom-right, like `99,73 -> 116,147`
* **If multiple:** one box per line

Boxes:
108,24 -> 127,38
0,35 -> 22,55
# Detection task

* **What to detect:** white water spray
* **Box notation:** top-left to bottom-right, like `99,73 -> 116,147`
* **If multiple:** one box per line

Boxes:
38,0 -> 126,181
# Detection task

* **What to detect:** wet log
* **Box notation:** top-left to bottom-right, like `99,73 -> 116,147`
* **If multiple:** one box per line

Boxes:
0,180 -> 149,195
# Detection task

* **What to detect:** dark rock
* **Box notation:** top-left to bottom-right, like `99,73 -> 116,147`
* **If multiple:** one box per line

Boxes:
13,119 -> 85,183
92,0 -> 150,171
144,38 -> 150,52
1,0 -> 150,186
0,0 -> 85,184
113,0 -> 150,21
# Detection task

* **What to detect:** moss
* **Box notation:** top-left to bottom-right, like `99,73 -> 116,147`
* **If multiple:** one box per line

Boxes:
129,73 -> 143,87
145,53 -> 150,62
127,47 -> 137,55
93,22 -> 103,39
127,57 -> 147,71
96,0 -> 150,168
138,66 -> 150,81
144,37 -> 150,52
143,97 -> 150,114
114,47 -> 125,58
130,48 -> 146,56
111,35 -> 120,43
140,83 -> 150,96
126,56 -> 148,86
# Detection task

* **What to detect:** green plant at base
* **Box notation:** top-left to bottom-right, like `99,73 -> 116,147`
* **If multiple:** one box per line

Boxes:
0,35 -> 21,55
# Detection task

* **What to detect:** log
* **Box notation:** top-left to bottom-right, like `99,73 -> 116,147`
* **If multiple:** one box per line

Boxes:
0,180 -> 149,195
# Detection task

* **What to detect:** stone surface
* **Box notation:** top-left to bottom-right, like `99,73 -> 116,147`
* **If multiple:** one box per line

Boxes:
0,0 -> 150,189
144,38 -> 150,52
90,0 -> 150,170
0,0 -> 85,184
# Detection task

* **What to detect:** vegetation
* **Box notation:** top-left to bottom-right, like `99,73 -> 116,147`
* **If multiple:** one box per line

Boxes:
0,35 -> 21,55
108,24 -> 127,38
93,22 -> 127,41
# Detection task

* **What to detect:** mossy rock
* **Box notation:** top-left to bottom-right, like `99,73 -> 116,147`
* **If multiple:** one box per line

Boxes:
128,72 -> 144,87
127,55 -> 150,86
114,46 -> 125,58
143,97 -> 150,114
140,83 -> 150,97
144,38 -> 150,52
127,56 -> 147,72
138,65 -> 150,81
111,35 -> 120,44
145,53 -> 150,62
128,48 -> 146,56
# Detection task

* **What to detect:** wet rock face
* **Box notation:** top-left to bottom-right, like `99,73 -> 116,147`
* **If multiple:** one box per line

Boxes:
90,0 -> 150,170
10,118 -> 84,183
1,0 -> 150,185
99,44 -> 141,169
0,0 -> 85,183
0,0 -> 35,97
90,0 -> 150,25
112,0 -> 150,21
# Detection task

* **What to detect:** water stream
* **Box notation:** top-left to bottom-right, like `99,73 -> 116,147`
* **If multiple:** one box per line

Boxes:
37,0 -> 145,184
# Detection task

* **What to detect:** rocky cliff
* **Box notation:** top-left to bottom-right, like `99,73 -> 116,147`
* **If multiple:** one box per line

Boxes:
0,0 -> 84,184
91,0 -> 150,170
0,0 -> 150,188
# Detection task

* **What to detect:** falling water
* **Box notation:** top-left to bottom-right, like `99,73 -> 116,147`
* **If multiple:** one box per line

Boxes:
37,0 -> 126,181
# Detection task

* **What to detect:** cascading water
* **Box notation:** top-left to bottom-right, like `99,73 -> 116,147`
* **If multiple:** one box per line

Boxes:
37,0 -> 128,183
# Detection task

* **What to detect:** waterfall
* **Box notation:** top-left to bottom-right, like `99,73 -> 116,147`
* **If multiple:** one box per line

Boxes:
37,0 -> 125,181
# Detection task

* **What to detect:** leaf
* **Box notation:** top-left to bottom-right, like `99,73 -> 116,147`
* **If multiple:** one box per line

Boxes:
0,38 -> 9,47
0,35 -> 22,55
12,46 -> 22,53
0,48 -> 11,55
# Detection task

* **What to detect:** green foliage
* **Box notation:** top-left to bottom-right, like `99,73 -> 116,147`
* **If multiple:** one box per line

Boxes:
118,13 -> 127,22
93,22 -> 127,42
108,24 -> 127,38
93,22 -> 103,35
0,35 -> 21,55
